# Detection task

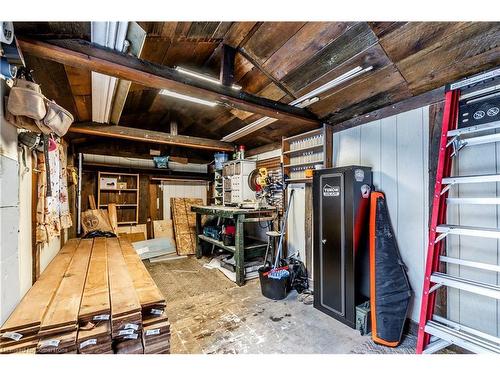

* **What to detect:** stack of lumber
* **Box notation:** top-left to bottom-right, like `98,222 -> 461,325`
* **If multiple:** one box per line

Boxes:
0,237 -> 170,355
171,197 -> 203,255
36,239 -> 94,354
0,239 -> 79,354
119,237 -> 170,354
106,238 -> 143,354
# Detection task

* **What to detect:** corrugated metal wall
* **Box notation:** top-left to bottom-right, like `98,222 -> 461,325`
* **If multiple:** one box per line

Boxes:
447,126 -> 500,336
161,181 -> 208,220
331,107 -> 430,321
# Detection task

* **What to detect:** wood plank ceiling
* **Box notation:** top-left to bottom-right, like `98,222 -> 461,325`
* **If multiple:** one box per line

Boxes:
14,21 -> 500,150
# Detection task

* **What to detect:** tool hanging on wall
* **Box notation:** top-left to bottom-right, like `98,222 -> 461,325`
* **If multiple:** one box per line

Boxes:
417,68 -> 500,354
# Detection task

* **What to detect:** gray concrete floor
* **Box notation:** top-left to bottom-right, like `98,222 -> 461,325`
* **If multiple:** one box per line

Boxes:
145,256 -> 371,354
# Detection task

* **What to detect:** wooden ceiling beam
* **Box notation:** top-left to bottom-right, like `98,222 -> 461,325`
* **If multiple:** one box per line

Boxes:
220,44 -> 236,86
68,123 -> 234,152
18,38 -> 319,127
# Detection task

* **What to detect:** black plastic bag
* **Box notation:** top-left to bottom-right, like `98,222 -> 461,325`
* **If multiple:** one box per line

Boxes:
285,257 -> 309,293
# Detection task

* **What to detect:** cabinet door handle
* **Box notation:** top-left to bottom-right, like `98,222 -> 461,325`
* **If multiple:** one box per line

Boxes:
322,239 -> 327,244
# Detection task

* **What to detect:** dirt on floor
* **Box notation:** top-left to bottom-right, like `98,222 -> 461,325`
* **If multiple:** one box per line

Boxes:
146,256 -> 381,354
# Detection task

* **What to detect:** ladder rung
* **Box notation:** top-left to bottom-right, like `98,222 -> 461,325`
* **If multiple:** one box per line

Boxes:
436,224 -> 500,240
440,256 -> 500,273
447,121 -> 500,137
422,338 -> 452,354
432,315 -> 500,346
430,272 -> 500,300
425,318 -> 500,354
456,132 -> 500,148
442,174 -> 500,185
446,197 -> 500,205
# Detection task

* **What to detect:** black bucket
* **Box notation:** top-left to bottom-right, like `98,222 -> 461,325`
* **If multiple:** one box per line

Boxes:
258,266 -> 290,300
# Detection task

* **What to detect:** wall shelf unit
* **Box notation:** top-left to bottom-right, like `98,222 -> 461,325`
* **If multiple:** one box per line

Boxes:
282,124 -> 333,183
97,171 -> 140,225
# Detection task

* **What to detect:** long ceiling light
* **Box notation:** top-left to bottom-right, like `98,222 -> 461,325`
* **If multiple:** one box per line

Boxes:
221,65 -> 373,142
159,89 -> 218,107
176,66 -> 242,90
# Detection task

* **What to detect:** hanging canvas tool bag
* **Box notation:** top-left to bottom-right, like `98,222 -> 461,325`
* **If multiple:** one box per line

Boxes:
7,79 -> 46,120
42,99 -> 74,137
6,77 -> 74,136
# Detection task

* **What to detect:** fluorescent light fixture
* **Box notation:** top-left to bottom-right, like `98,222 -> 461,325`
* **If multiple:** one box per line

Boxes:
159,89 -> 218,107
176,66 -> 242,91
221,66 -> 373,142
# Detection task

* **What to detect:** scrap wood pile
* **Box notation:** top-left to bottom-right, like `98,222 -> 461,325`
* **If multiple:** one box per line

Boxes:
0,237 -> 170,354
170,197 -> 203,255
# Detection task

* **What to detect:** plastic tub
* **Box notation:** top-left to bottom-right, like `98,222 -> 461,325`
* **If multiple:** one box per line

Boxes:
214,152 -> 228,170
258,266 -> 290,300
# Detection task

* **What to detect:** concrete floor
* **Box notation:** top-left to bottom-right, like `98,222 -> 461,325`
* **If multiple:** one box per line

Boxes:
146,256 -> 373,354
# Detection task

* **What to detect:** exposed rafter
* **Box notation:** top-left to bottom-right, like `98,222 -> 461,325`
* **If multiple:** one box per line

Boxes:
18,38 -> 319,128
68,123 -> 234,151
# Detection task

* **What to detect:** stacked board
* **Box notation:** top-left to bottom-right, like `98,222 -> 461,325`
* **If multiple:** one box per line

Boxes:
0,239 -> 79,354
37,239 -> 94,354
0,237 -> 170,355
119,237 -> 169,354
171,198 -> 203,255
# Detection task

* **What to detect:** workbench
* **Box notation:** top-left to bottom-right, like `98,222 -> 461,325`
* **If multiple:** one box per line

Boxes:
190,205 -> 277,286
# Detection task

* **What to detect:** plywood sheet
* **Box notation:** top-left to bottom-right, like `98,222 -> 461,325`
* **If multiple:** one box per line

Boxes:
153,219 -> 174,239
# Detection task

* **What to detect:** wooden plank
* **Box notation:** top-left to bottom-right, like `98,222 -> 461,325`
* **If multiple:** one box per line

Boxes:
78,238 -> 110,324
106,237 -> 141,318
263,22 -> 353,81
282,22 -> 378,92
309,64 -> 411,118
68,124 -> 234,152
171,198 -> 195,255
107,204 -> 118,234
394,22 -> 500,95
0,239 -> 79,334
18,38 -> 319,127
241,22 -> 305,66
119,237 -> 166,310
330,86 -> 444,131
39,239 -> 94,331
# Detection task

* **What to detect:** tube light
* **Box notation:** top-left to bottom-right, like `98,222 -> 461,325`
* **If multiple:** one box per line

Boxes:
175,66 -> 242,90
221,65 -> 373,142
159,89 -> 218,107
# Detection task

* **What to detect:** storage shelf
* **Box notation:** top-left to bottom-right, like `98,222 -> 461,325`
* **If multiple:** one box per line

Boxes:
99,188 -> 138,192
285,178 -> 313,183
198,234 -> 267,253
284,160 -> 324,168
99,204 -> 138,207
282,144 -> 323,155
117,221 -> 138,225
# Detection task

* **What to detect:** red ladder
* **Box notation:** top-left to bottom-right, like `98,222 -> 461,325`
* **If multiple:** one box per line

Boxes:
416,86 -> 500,354
416,89 -> 459,354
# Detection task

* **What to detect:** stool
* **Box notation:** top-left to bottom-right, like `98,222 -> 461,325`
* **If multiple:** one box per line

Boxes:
264,230 -> 282,266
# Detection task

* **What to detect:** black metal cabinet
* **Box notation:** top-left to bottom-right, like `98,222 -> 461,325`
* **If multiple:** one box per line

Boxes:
313,166 -> 372,328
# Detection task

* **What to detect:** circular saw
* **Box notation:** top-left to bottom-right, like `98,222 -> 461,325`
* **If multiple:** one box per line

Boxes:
248,167 -> 268,192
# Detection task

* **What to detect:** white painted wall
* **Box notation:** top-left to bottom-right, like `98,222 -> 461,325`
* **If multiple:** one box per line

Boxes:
1,82 -> 62,325
330,107 -> 430,322
161,181 -> 208,220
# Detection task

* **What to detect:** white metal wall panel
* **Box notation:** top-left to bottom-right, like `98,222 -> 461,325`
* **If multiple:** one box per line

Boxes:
286,185 -> 306,261
161,181 -> 208,220
330,107 -> 429,322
